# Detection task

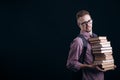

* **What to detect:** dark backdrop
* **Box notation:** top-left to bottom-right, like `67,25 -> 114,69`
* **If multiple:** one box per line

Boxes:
0,0 -> 120,80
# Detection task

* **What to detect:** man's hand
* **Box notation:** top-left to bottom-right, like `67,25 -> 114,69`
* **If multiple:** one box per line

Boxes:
95,66 -> 106,72
81,64 -> 116,72
88,64 -> 106,72
88,64 -> 117,72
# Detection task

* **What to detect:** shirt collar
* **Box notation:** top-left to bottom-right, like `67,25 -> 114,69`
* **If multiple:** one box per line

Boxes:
80,31 -> 91,40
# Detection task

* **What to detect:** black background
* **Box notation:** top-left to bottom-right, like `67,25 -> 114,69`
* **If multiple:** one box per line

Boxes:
0,0 -> 120,80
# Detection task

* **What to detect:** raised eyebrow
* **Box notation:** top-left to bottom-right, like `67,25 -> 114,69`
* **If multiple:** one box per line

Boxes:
81,22 -> 86,25
81,19 -> 92,25
88,19 -> 92,22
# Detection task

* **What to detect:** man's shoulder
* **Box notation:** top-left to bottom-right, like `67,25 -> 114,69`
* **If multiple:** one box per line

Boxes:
72,37 -> 83,44
70,37 -> 83,48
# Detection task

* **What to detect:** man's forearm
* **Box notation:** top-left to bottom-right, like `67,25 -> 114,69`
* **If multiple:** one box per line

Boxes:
80,64 -> 94,69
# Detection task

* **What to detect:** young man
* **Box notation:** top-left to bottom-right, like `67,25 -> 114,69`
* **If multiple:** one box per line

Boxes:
66,10 -> 105,80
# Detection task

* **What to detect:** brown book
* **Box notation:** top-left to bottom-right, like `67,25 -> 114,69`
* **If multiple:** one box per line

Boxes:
91,41 -> 110,46
93,52 -> 112,55
95,57 -> 113,61
92,47 -> 112,51
89,39 -> 108,44
94,59 -> 114,65
102,66 -> 115,71
101,61 -> 114,65
89,36 -> 107,42
94,53 -> 113,56
91,44 -> 111,49
100,62 -> 114,66
99,63 -> 115,68
94,54 -> 113,60
92,49 -> 112,53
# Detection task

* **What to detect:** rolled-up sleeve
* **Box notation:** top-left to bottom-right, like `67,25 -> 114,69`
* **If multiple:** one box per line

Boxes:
66,38 -> 83,72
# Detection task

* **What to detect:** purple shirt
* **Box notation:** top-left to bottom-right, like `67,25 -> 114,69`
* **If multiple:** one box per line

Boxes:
66,31 -> 104,80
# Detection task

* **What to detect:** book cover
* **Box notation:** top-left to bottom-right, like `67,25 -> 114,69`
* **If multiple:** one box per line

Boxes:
99,63 -> 115,68
100,61 -> 114,65
91,41 -> 111,46
102,66 -> 115,71
92,47 -> 112,51
91,44 -> 111,49
92,49 -> 112,53
94,53 -> 113,57
89,36 -> 107,41
94,59 -> 114,65
89,39 -> 108,44
94,54 -> 113,60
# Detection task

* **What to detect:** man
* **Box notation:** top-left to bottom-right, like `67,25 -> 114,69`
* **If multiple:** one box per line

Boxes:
66,10 -> 105,80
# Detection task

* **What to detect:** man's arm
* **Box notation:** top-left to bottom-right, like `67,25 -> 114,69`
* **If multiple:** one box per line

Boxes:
66,38 -> 106,72
66,38 -> 85,71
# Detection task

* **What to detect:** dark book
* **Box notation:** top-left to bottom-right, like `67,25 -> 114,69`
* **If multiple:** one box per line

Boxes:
94,59 -> 114,65
92,47 -> 112,51
99,63 -> 115,68
102,66 -> 115,71
89,39 -> 108,44
91,43 -> 111,49
89,36 -> 107,42
91,41 -> 110,46
94,54 -> 113,60
92,49 -> 112,53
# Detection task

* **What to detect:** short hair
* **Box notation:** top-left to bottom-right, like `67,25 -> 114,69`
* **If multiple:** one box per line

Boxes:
76,10 -> 90,19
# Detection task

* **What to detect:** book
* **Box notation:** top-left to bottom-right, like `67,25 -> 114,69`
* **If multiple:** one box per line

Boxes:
89,39 -> 108,44
102,66 -> 115,71
94,53 -> 112,57
100,62 -> 114,66
92,47 -> 112,51
92,49 -> 112,53
91,44 -> 111,49
94,54 -> 113,60
89,35 -> 115,71
94,59 -> 114,65
94,52 -> 112,55
100,61 -> 114,65
89,36 -> 107,41
91,41 -> 111,46
99,63 -> 115,68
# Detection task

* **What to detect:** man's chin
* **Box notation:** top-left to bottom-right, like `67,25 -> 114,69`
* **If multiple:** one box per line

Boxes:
86,30 -> 91,32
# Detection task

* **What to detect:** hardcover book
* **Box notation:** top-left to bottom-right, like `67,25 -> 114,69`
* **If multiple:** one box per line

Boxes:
89,36 -> 107,41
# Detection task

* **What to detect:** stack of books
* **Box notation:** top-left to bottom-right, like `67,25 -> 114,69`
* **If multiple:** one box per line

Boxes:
89,36 -> 115,71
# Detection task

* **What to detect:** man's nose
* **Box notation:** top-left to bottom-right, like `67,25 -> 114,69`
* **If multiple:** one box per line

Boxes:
85,23 -> 89,26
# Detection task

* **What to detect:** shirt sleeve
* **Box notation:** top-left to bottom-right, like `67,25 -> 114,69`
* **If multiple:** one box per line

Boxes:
66,38 -> 83,72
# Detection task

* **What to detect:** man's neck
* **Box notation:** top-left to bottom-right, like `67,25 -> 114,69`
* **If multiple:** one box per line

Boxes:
89,31 -> 92,35
81,30 -> 92,35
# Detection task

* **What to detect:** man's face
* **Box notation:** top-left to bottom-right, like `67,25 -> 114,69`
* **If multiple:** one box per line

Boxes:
77,14 -> 93,32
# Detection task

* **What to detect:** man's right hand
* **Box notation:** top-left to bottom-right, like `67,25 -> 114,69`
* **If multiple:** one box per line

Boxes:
88,64 -> 117,72
87,64 -> 106,72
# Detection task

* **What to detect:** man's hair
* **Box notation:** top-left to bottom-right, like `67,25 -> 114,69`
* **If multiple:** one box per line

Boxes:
76,10 -> 90,19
